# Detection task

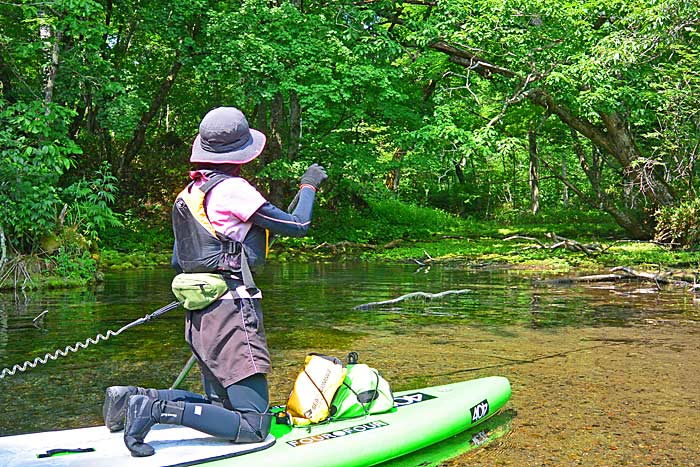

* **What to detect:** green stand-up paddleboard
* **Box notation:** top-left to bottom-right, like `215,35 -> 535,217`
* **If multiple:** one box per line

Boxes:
0,376 -> 511,467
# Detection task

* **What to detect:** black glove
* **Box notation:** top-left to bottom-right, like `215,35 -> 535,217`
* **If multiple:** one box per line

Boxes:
299,163 -> 328,190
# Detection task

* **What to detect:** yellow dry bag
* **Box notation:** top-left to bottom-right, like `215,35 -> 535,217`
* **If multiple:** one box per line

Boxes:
285,354 -> 347,426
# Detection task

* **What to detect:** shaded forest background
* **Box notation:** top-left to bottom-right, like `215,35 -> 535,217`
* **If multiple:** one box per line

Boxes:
1,0 -> 698,280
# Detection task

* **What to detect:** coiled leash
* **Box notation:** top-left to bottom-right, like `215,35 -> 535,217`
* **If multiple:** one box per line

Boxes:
0,300 -> 181,380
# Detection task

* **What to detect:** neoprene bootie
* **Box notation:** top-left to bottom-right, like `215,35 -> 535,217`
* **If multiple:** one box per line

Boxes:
124,395 -> 184,457
235,411 -> 273,443
103,386 -> 158,432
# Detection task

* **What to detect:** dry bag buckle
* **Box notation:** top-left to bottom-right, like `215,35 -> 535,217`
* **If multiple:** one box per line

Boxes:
275,411 -> 291,426
347,351 -> 359,365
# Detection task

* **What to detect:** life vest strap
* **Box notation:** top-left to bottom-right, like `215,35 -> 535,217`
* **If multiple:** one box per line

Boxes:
176,170 -> 260,292
197,171 -> 231,194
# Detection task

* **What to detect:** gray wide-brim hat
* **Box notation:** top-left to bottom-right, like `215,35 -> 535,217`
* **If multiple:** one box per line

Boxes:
190,107 -> 266,164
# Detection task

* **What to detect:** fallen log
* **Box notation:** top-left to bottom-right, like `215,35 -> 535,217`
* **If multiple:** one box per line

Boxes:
609,266 -> 692,287
504,233 -> 602,255
382,239 -> 404,249
544,273 -> 630,284
354,289 -> 472,310
503,235 -> 547,248
543,266 -> 694,289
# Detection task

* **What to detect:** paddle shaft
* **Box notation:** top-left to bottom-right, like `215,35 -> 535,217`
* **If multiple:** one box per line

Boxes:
170,354 -> 198,389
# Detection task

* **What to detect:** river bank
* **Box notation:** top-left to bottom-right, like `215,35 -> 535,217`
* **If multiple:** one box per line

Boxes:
100,233 -> 700,280
5,205 -> 700,290
5,235 -> 697,291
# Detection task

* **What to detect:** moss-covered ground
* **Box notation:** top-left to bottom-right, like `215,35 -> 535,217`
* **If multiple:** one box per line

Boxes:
97,202 -> 700,275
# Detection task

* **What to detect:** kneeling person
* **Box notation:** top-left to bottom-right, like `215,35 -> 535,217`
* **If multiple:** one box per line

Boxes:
103,106 -> 327,457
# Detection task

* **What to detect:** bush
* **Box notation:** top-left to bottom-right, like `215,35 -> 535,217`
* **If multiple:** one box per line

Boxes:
655,199 -> 700,249
312,198 -> 463,244
0,101 -> 81,250
0,101 -> 121,254
49,246 -> 98,283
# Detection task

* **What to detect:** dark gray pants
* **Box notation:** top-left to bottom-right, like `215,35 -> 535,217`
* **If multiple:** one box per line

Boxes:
156,373 -> 269,440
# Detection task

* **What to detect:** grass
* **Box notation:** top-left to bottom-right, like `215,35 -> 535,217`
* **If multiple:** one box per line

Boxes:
8,202 -> 697,291
94,202 -> 700,275
287,204 -> 700,273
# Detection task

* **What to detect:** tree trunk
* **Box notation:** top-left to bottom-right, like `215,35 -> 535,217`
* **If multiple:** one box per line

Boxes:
69,83 -> 90,139
422,79 -> 437,102
254,100 -> 269,152
385,149 -> 405,191
598,111 -> 675,206
268,93 -> 286,158
262,93 -> 290,205
288,90 -> 301,161
528,126 -> 540,214
0,223 -> 6,273
528,90 -> 676,208
43,24 -> 62,115
453,158 -> 465,184
542,156 -> 651,239
253,99 -> 275,169
0,48 -> 13,102
568,130 -> 651,238
511,153 -> 517,208
570,130 -> 602,202
561,153 -> 569,207
119,54 -> 182,177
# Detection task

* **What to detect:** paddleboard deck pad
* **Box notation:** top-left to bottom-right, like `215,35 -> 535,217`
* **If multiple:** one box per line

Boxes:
0,426 -> 275,467
0,376 -> 511,467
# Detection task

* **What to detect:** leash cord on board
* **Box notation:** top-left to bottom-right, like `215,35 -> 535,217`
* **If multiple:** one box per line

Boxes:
0,300 -> 181,380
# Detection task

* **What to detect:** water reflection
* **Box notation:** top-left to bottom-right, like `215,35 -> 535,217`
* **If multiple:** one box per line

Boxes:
0,262 -> 698,439
379,409 -> 515,466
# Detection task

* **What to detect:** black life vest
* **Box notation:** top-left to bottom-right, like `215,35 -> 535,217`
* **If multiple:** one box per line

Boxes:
171,171 -> 265,288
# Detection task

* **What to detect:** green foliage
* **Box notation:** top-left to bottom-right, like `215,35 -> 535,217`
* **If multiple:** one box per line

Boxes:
99,249 -> 173,270
313,198 -> 463,245
2,0 -> 700,285
394,0 -> 700,238
48,245 -> 98,283
0,100 -> 81,250
63,162 -> 123,244
101,211 -> 173,253
0,97 -> 121,257
655,199 -> 700,249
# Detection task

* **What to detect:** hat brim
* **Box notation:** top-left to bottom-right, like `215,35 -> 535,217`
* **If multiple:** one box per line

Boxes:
190,128 -> 266,164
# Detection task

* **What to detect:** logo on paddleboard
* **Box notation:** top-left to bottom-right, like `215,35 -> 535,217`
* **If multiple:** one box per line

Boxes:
287,420 -> 389,447
470,399 -> 489,423
393,392 -> 436,407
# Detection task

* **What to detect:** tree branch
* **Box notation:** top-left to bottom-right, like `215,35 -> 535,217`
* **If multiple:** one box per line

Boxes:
43,24 -> 62,115
354,289 -> 472,310
430,40 -> 517,78
544,266 -> 694,289
401,0 -> 437,6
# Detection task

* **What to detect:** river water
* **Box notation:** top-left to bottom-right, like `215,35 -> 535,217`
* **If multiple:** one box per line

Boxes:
1,262 -> 699,466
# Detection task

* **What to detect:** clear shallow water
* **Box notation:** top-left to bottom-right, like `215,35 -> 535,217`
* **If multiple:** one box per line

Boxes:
1,262 -> 699,464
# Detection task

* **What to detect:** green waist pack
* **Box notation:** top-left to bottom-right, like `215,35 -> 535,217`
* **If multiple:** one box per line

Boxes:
331,361 -> 394,419
171,273 -> 228,310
